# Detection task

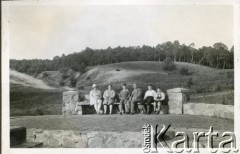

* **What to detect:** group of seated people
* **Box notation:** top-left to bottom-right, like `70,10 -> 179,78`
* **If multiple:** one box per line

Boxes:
89,83 -> 168,115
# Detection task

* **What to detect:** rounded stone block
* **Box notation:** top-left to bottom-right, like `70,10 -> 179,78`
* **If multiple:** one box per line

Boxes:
62,136 -> 75,148
88,137 -> 104,148
49,137 -> 62,147
72,132 -> 88,148
35,133 -> 49,146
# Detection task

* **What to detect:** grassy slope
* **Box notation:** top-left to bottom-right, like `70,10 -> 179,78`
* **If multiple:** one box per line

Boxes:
10,83 -> 63,116
77,61 -> 234,106
77,61 -> 234,92
10,61 -> 234,116
37,70 -> 79,88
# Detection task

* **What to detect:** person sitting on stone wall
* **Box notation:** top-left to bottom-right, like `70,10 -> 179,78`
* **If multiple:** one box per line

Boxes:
143,85 -> 156,115
154,88 -> 166,114
89,84 -> 103,114
118,83 -> 130,115
129,83 -> 145,115
103,84 -> 116,115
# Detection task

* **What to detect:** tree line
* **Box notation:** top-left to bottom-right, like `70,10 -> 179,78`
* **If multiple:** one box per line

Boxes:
10,41 -> 234,76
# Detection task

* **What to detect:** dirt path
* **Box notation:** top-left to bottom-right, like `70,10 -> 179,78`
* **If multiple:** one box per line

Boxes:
10,115 -> 233,132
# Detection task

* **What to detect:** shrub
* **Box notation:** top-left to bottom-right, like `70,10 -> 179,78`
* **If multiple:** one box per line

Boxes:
86,76 -> 91,80
78,86 -> 84,90
42,72 -> 48,78
35,108 -> 44,115
70,76 -> 77,87
180,67 -> 189,75
59,81 -> 65,86
197,87 -> 205,94
59,67 -> 69,73
195,85 -> 208,94
79,63 -> 87,73
187,78 -> 193,88
33,73 -> 38,78
211,85 -> 221,92
116,68 -> 120,71
25,108 -> 32,116
227,72 -> 233,79
61,73 -> 69,80
163,57 -> 176,71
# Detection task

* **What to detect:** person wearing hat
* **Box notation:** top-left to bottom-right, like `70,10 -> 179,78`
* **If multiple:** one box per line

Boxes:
103,84 -> 116,114
89,84 -> 103,114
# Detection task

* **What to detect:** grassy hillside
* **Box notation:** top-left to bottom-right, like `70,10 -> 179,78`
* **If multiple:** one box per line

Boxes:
77,61 -> 234,93
10,69 -> 76,116
10,83 -> 63,116
10,61 -> 234,116
37,70 -> 79,89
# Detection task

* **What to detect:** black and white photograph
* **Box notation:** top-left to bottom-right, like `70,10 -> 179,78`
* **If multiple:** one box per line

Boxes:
1,0 -> 240,153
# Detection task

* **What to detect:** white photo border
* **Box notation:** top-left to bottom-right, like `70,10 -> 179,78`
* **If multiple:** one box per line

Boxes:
2,0 -> 239,154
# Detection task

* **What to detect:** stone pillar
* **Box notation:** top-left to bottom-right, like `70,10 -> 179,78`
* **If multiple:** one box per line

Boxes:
167,88 -> 189,114
62,91 -> 79,115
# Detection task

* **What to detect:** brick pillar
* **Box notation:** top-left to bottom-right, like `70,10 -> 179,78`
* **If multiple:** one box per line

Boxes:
167,88 -> 189,114
62,91 -> 79,115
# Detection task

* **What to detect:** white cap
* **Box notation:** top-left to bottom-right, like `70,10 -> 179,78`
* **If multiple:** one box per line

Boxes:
92,84 -> 97,88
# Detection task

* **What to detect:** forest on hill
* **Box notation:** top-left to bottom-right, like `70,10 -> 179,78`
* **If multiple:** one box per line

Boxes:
10,41 -> 234,76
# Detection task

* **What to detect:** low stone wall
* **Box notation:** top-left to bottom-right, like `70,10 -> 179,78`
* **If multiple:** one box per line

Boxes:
183,103 -> 234,119
27,129 -> 143,148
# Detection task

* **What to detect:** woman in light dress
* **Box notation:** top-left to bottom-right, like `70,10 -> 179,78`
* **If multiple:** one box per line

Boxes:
89,84 -> 103,114
103,84 -> 116,114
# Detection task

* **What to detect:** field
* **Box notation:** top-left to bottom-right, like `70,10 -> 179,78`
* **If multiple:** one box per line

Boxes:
11,114 -> 233,132
10,84 -> 63,116
190,91 -> 234,105
10,61 -> 234,116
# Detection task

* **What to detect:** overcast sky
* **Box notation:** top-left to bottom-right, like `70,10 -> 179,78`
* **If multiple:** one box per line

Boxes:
8,4 -> 233,59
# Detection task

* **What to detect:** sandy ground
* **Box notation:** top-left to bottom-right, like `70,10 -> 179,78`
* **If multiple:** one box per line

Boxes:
10,69 -> 54,90
10,114 -> 233,133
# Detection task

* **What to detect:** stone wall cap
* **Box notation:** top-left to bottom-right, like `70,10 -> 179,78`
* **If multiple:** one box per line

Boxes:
63,91 -> 78,95
167,88 -> 189,93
